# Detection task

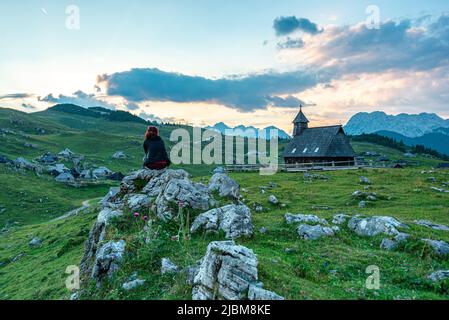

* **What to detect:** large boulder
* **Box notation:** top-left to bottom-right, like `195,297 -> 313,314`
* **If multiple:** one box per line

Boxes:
191,204 -> 253,239
91,240 -> 126,284
192,241 -> 282,300
348,216 -> 408,237
297,224 -> 335,240
97,207 -> 123,224
126,194 -> 152,212
332,213 -> 350,225
380,233 -> 410,251
192,241 -> 258,300
208,173 -> 240,199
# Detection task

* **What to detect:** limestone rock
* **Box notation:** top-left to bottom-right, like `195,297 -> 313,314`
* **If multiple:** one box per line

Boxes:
414,220 -> 449,231
122,279 -> 145,291
422,239 -> 449,256
191,204 -> 253,239
285,213 -> 327,225
297,224 -> 335,240
192,241 -> 258,300
332,213 -> 350,225
97,207 -> 123,225
380,233 -> 410,251
112,151 -> 127,159
126,194 -> 152,212
91,240 -> 126,283
268,195 -> 278,205
348,216 -> 408,237
360,176 -> 371,185
29,238 -> 42,248
208,173 -> 240,199
100,187 -> 121,208
161,258 -> 179,275
248,284 -> 284,300
428,270 -> 449,282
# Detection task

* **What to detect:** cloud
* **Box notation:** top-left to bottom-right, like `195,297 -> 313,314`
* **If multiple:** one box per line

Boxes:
277,37 -> 304,49
280,15 -> 449,75
0,93 -> 34,100
125,102 -> 139,110
38,90 -> 116,110
98,68 -> 328,112
273,16 -> 321,36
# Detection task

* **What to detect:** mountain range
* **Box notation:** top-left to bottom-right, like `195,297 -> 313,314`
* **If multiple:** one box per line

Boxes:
345,111 -> 449,156
206,122 -> 291,140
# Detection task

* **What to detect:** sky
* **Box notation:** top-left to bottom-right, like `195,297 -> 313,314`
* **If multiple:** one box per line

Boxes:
0,0 -> 448,133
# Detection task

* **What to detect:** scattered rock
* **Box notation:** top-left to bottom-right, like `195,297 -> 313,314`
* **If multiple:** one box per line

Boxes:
122,279 -> 145,291
259,227 -> 267,234
91,240 -> 126,284
348,216 -> 408,237
161,258 -> 179,275
208,173 -> 240,199
69,292 -> 79,300
297,224 -> 335,240
360,176 -> 371,184
380,233 -> 410,251
430,187 -> 449,193
422,239 -> 449,256
312,205 -> 331,210
248,284 -> 284,300
414,220 -> 449,231
29,238 -> 42,248
191,204 -> 253,239
428,270 -> 449,282
359,201 -> 367,208
427,177 -> 437,183
304,172 -> 328,181
112,151 -> 127,159
192,241 -> 258,300
285,213 -> 327,225
332,213 -> 350,225
268,195 -> 278,205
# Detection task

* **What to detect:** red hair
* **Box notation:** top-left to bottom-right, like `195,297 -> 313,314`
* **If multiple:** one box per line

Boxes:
145,126 -> 159,139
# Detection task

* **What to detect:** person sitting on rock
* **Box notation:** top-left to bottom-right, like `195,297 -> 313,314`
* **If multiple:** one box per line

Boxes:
143,126 -> 171,170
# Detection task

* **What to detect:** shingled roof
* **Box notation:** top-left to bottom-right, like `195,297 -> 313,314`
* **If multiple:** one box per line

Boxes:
293,108 -> 309,123
283,125 -> 356,158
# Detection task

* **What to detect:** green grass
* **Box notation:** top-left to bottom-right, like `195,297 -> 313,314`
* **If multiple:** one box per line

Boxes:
77,167 -> 449,301
0,209 -> 97,300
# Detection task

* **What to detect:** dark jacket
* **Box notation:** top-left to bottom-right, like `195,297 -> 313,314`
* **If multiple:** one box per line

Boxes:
143,136 -> 170,167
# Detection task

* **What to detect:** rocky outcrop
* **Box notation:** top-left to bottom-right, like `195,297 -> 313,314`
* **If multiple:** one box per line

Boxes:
208,173 -> 240,199
268,195 -> 278,205
29,238 -> 42,248
297,224 -> 335,240
191,204 -> 253,239
192,241 -> 282,300
348,216 -> 408,237
91,240 -> 126,284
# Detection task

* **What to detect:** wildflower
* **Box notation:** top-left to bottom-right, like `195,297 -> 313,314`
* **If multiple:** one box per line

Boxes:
133,212 -> 139,218
142,215 -> 149,221
178,201 -> 185,208
171,235 -> 179,241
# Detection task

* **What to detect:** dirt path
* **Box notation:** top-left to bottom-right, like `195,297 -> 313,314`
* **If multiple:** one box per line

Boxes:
51,199 -> 93,222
